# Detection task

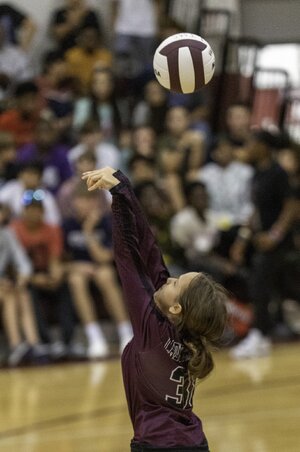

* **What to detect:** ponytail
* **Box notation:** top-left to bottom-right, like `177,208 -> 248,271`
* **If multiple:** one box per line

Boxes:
184,336 -> 214,380
177,273 -> 228,381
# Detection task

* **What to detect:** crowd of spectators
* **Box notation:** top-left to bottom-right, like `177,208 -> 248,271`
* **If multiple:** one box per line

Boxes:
0,0 -> 299,367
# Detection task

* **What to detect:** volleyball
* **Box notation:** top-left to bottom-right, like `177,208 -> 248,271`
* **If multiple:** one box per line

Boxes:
153,33 -> 215,94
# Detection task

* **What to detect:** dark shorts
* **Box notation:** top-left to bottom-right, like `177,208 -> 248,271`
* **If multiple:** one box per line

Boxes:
130,439 -> 210,452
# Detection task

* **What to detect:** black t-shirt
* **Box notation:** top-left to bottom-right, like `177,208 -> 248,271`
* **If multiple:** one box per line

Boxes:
252,162 -> 291,231
50,8 -> 101,53
0,4 -> 26,44
63,215 -> 112,262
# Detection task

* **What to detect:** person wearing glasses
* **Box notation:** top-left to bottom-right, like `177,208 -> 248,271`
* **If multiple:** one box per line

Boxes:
0,161 -> 61,225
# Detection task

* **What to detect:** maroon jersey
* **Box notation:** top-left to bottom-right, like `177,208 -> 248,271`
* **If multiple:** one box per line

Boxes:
110,171 -> 205,448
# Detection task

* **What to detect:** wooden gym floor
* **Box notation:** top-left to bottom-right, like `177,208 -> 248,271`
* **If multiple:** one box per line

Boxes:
0,343 -> 299,452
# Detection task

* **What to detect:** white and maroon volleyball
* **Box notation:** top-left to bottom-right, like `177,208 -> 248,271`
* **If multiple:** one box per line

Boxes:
153,33 -> 215,94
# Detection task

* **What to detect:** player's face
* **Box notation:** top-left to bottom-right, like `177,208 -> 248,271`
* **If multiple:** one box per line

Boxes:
154,272 -> 199,318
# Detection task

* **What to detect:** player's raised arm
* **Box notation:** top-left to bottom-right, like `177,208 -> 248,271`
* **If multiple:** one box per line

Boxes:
82,167 -> 168,334
82,167 -> 169,289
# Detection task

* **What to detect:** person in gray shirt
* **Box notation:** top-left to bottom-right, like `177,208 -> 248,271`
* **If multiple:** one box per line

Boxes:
0,203 -> 44,366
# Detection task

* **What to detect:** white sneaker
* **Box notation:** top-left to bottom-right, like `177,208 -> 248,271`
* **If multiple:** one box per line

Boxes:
230,329 -> 272,360
8,342 -> 31,367
87,341 -> 109,359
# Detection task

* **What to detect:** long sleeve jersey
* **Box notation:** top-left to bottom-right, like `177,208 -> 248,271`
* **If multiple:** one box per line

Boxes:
110,171 -> 205,448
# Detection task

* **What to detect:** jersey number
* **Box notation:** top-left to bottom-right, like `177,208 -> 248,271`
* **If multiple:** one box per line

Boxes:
165,366 -> 194,409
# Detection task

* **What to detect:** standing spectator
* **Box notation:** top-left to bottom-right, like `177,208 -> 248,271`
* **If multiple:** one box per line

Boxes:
0,3 -> 36,52
0,24 -> 34,102
230,130 -> 296,359
0,132 -> 18,187
17,118 -> 72,194
11,197 -> 75,358
112,0 -> 160,77
50,0 -> 102,55
65,25 -> 112,94
0,162 -> 61,226
64,184 -> 133,357
276,144 -> 300,195
73,68 -> 122,142
0,81 -> 40,148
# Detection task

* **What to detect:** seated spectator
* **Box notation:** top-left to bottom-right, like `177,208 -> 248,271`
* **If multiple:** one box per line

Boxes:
132,80 -> 168,135
0,24 -> 34,103
65,25 -> 112,94
63,183 -> 133,357
58,151 -> 108,219
170,181 -> 237,282
0,162 -> 61,225
0,81 -> 40,148
159,106 -> 205,176
0,132 -> 18,187
49,0 -> 102,55
120,125 -> 157,173
17,117 -> 72,194
197,137 -> 254,231
134,181 -> 178,270
157,144 -> 186,212
131,125 -> 157,158
68,120 -> 121,170
37,51 -> 78,141
0,3 -> 36,52
128,155 -> 157,187
11,196 -> 76,359
0,203 -> 45,366
73,68 -> 122,142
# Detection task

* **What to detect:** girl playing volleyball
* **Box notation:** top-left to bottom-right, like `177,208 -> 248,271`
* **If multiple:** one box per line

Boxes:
82,167 -> 227,452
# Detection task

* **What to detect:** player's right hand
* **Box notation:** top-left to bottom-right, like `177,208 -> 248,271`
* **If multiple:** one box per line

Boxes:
81,167 -> 120,191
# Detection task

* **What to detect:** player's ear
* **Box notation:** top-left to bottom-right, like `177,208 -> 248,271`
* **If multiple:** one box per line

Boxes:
169,303 -> 182,315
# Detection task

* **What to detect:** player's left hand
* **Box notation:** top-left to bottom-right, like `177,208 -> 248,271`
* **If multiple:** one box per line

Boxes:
82,167 -> 120,191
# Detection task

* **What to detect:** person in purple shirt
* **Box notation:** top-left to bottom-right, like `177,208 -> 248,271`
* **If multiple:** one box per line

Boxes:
82,167 -> 228,452
17,117 -> 72,194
